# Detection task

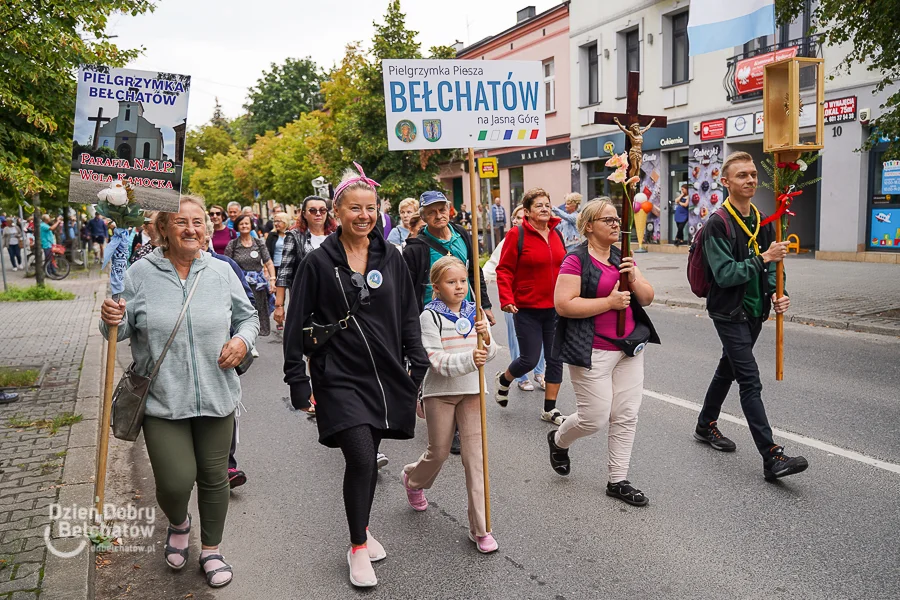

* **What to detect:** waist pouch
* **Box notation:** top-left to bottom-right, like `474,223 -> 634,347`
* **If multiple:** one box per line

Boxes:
596,321 -> 652,357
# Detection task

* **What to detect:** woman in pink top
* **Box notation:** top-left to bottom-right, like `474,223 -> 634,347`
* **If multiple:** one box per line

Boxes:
549,199 -> 658,506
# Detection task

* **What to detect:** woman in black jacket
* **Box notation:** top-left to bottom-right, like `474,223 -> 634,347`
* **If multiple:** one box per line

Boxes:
283,163 -> 429,589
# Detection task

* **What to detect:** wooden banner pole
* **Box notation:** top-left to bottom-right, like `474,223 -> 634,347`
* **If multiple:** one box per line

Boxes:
468,147 -> 491,532
95,318 -> 118,515
773,153 -> 785,381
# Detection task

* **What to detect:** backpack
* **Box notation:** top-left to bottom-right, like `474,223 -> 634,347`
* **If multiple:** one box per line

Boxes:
516,224 -> 565,255
686,208 -> 733,298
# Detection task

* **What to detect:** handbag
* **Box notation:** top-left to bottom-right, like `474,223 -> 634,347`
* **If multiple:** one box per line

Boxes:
110,273 -> 203,441
596,321 -> 653,357
235,351 -> 254,376
302,293 -> 362,354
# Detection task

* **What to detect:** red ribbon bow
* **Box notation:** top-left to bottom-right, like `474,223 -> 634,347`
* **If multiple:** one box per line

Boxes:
761,189 -> 802,226
776,162 -> 800,171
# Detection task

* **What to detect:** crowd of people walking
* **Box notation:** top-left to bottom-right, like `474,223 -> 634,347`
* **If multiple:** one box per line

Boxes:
91,150 -> 808,590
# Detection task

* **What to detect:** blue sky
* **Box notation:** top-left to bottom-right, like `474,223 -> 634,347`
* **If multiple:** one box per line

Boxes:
106,0 -> 558,127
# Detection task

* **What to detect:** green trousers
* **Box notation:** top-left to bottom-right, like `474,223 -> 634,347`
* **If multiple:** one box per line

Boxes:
142,412 -> 234,547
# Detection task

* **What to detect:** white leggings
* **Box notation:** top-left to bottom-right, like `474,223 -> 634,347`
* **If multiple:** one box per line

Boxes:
555,350 -> 644,483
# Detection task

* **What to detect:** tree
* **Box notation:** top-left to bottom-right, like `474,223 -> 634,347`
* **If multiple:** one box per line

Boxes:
0,0 -> 153,203
778,0 -> 900,157
313,1 -> 453,210
184,125 -> 235,168
243,57 -> 324,138
189,148 -> 250,208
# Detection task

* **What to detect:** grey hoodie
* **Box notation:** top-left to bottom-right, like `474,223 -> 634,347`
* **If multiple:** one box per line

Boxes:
100,248 -> 259,420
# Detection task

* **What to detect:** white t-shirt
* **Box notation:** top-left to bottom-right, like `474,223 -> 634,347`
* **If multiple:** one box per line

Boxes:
310,234 -> 327,249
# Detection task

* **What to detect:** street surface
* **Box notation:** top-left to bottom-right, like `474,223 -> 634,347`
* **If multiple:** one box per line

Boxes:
95,297 -> 900,600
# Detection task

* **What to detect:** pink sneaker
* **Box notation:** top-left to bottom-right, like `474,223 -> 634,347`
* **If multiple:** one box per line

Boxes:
401,472 -> 428,511
468,532 -> 499,554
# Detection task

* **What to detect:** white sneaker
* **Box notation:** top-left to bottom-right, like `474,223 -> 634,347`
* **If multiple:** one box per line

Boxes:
541,408 -> 565,425
12,267 -> 17,272
376,452 -> 388,469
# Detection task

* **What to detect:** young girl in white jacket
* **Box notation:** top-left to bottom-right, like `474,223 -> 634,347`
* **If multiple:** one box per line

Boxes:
401,256 -> 499,553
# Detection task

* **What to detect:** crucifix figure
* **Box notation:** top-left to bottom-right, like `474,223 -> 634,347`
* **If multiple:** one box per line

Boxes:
88,107 -> 112,151
593,71 -> 667,335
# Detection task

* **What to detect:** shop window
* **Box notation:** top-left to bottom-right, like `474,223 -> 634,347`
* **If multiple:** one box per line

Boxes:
509,167 -> 524,210
543,60 -> 555,113
586,161 -> 625,213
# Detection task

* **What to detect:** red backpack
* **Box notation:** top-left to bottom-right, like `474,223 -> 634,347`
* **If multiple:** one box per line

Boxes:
686,208 -> 733,298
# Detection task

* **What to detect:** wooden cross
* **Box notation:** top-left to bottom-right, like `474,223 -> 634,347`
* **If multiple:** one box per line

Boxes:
88,107 -> 112,150
594,71 -> 667,335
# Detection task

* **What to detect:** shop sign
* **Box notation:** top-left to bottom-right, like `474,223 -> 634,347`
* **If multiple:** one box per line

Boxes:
478,157 -> 498,178
700,119 -> 726,141
579,132 -> 624,160
734,46 -> 799,95
754,112 -> 764,133
643,121 -> 690,150
824,96 -> 857,124
727,114 -> 754,138
883,160 -> 900,194
870,207 -> 900,249
497,142 -> 570,168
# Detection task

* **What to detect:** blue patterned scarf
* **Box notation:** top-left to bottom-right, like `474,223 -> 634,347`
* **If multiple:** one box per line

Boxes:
425,298 -> 477,338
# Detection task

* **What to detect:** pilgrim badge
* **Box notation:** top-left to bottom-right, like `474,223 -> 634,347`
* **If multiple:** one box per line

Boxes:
455,318 -> 472,336
250,250 -> 259,259
366,270 -> 383,289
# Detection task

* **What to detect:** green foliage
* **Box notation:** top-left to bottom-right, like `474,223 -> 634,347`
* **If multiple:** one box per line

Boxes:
758,152 -> 823,192
0,368 -> 40,388
312,1 -> 453,210
185,124 -> 235,169
189,148 -> 250,207
244,57 -> 324,139
0,285 -> 75,302
777,0 -> 900,158
246,115 -> 322,206
0,0 -> 155,207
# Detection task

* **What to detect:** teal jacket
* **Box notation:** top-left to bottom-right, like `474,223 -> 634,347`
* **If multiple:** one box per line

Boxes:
100,248 -> 259,420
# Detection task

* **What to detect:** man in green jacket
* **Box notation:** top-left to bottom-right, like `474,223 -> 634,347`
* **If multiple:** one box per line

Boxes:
693,151 -> 809,481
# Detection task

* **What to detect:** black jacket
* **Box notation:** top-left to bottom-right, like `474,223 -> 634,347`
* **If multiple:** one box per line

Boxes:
703,209 -> 777,322
265,230 -> 282,262
402,222 -> 491,312
553,244 -> 660,369
283,229 -> 429,447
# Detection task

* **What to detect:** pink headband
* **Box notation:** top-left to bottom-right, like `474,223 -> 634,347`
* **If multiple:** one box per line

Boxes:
333,162 -> 380,201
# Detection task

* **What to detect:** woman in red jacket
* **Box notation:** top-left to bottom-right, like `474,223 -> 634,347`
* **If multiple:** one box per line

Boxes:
494,188 -> 568,424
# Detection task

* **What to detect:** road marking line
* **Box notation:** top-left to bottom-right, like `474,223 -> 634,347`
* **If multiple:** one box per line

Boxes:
643,389 -> 900,475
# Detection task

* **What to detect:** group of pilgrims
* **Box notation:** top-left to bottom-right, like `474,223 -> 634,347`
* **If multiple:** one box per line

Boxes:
100,151 -> 808,589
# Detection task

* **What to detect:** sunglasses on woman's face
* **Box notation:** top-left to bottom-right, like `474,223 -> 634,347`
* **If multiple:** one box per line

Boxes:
208,211 -> 223,217
307,208 -> 328,215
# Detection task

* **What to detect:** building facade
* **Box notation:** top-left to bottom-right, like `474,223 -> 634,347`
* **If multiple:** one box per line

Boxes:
439,3 -> 571,234
568,0 -> 897,256
98,101 -> 166,162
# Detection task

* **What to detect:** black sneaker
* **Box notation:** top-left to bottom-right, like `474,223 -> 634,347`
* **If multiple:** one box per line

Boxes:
694,420 -> 737,452
228,468 -> 247,489
450,430 -> 461,455
763,446 -> 809,481
546,430 -> 570,476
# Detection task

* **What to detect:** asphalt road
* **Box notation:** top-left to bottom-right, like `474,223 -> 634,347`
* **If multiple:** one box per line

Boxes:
95,304 -> 900,600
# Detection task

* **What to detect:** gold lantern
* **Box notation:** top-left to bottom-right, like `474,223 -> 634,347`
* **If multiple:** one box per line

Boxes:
763,56 -> 824,159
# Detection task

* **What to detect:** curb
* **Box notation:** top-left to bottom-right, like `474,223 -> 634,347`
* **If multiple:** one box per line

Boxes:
651,297 -> 900,338
40,276 -> 107,600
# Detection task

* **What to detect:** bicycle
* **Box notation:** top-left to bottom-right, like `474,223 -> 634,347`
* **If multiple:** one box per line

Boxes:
25,244 -> 71,280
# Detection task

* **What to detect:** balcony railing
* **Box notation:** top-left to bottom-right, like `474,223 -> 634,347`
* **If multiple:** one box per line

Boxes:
723,34 -> 824,103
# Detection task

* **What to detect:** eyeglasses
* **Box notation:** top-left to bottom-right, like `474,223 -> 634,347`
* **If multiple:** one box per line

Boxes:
208,211 -> 223,217
307,208 -> 328,215
350,272 -> 371,305
593,217 -> 622,227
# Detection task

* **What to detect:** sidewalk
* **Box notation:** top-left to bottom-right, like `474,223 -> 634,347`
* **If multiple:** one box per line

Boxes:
639,251 -> 900,336
0,267 -> 107,599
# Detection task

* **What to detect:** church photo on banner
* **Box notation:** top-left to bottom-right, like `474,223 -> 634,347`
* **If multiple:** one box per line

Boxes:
69,66 -> 191,212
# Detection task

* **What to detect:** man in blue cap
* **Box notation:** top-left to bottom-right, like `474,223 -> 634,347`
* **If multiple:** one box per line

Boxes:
402,191 -> 494,322
403,190 -> 494,455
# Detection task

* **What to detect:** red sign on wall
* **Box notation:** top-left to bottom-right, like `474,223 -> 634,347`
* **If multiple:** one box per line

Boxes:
824,96 -> 857,124
700,119 -> 726,141
734,46 -> 799,95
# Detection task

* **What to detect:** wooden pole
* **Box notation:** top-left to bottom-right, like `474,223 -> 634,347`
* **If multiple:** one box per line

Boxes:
467,147 -> 491,532
95,303 -> 118,515
773,153 -> 785,381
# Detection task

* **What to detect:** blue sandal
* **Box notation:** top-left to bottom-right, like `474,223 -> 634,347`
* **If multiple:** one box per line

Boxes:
164,514 -> 191,570
199,553 -> 234,588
